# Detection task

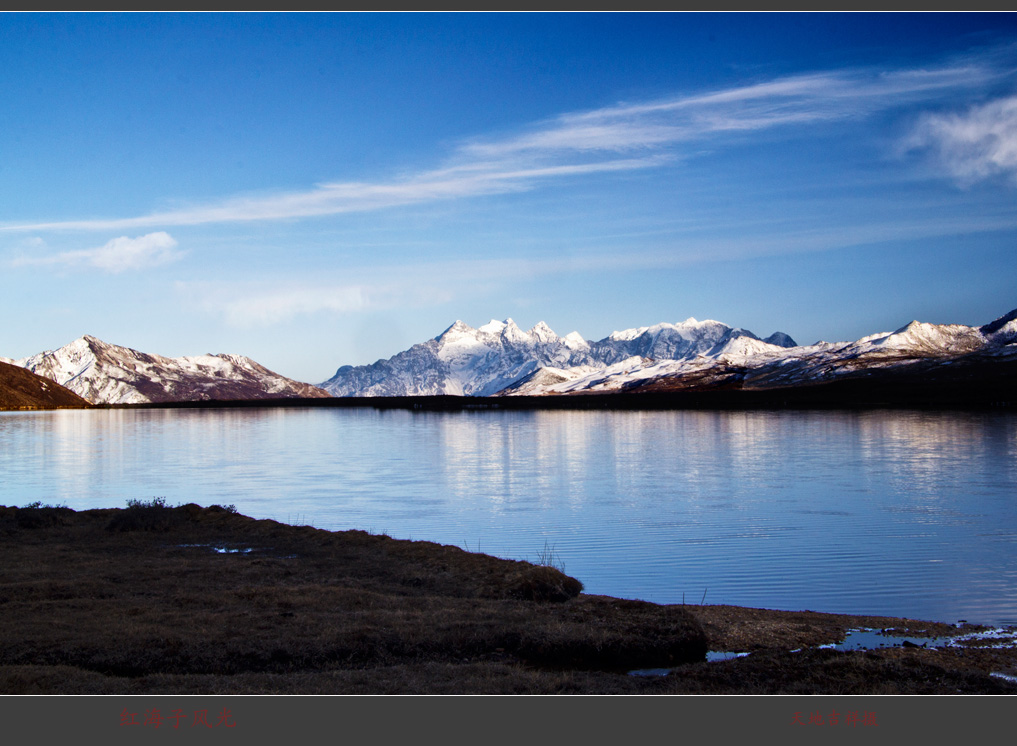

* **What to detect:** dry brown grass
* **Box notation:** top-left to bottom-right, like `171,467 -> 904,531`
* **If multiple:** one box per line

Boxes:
1,503 -> 1013,695
659,647 -> 1017,695
0,503 -> 704,693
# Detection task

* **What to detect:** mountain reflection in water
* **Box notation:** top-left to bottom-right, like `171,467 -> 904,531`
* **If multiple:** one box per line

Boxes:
2,407 -> 1015,625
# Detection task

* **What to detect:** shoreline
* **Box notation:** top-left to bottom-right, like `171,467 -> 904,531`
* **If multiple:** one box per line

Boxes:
2,503 -> 1015,695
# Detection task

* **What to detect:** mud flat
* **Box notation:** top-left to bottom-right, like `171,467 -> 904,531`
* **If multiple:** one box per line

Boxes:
1,503 -> 1015,695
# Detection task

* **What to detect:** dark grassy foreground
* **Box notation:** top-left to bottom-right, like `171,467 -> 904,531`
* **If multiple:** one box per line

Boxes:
1,504 -> 1015,695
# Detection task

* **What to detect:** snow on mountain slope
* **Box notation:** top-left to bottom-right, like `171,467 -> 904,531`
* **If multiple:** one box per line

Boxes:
596,317 -> 777,363
496,363 -> 606,395
511,339 -> 795,396
9,335 -> 331,404
732,320 -> 995,390
498,308 -> 1016,398
866,321 -> 986,355
537,310 -> 1017,396
322,318 -> 603,397
981,308 -> 1017,346
321,317 -> 797,397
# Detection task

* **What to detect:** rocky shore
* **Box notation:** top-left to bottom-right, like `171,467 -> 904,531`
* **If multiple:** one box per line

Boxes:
1,503 -> 1014,695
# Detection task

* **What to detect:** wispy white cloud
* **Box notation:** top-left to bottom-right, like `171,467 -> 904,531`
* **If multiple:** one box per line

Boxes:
907,94 -> 1017,186
215,285 -> 373,326
461,64 -> 1000,160
11,232 -> 183,272
4,158 -> 662,233
3,53 -> 1010,233
180,279 -> 455,327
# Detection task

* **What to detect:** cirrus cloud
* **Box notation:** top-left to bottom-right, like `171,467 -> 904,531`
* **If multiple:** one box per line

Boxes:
2,50 -> 1013,235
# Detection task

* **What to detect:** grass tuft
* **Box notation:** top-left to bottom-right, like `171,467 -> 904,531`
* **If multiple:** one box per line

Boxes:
125,497 -> 171,510
107,497 -> 182,532
534,540 -> 566,573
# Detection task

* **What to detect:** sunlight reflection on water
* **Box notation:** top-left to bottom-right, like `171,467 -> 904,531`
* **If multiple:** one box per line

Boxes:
2,407 -> 1016,625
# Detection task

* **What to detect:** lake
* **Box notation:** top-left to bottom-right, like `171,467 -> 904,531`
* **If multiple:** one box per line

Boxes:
2,406 -> 1016,626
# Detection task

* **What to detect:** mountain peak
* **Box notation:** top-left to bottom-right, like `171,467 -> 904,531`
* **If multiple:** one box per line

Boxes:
12,337 -> 329,404
563,331 -> 589,349
529,321 -> 558,342
439,320 -> 475,338
981,307 -> 1017,336
764,331 -> 798,348
478,319 -> 507,334
79,334 -> 110,350
892,320 -> 923,334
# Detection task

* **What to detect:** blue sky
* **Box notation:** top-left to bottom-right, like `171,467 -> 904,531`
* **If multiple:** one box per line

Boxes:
3,12 -> 1017,383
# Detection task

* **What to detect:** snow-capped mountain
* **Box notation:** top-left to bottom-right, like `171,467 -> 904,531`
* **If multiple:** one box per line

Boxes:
320,308 -> 1016,399
2,335 -> 331,405
596,318 -> 794,364
320,317 -> 797,397
511,309 -> 1017,396
321,319 -> 598,397
10,307 -> 1008,406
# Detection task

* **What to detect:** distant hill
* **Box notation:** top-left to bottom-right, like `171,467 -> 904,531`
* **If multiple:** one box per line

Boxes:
0,361 -> 90,410
4,335 -> 332,405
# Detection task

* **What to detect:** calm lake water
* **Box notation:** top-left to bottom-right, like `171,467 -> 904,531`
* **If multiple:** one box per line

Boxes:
3,407 -> 1016,625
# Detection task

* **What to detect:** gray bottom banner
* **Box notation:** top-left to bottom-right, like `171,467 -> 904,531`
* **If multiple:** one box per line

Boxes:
1,694 -> 1008,745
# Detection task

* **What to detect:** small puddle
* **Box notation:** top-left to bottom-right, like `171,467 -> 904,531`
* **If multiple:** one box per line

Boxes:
628,625 -> 1017,678
707,651 -> 751,661
178,543 -> 254,554
629,651 -> 749,676
628,668 -> 672,677
818,627 -> 955,652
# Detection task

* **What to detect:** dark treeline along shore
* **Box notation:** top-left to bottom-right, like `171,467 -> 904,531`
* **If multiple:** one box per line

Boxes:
2,503 -> 1016,695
